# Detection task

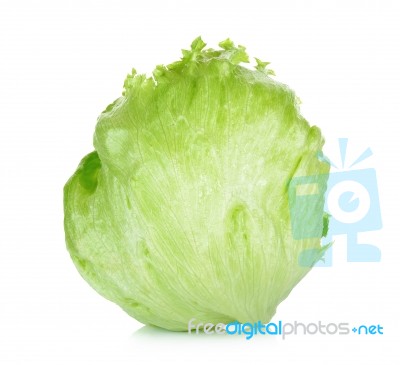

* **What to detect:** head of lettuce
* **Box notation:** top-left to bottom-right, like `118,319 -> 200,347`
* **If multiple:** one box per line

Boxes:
64,37 -> 330,331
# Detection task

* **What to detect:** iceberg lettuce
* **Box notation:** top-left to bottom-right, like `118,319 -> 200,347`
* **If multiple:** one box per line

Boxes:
64,37 -> 330,331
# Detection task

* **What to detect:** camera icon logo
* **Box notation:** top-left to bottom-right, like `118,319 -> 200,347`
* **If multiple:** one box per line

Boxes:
289,138 -> 382,267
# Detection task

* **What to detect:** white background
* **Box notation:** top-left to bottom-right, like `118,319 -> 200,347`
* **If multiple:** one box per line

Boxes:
1,0 -> 399,364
